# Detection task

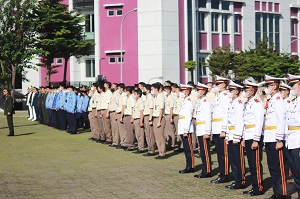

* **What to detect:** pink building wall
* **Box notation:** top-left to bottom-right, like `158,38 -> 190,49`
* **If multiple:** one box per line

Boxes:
200,33 -> 208,50
179,0 -> 186,83
212,34 -> 220,50
222,34 -> 230,47
99,0 -> 138,85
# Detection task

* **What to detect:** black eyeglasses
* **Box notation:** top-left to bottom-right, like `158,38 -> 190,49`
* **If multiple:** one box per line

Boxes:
215,82 -> 223,86
289,82 -> 298,87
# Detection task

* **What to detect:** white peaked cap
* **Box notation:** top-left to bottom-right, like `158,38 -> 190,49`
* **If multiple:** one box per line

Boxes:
215,75 -> 230,82
265,75 -> 287,83
229,80 -> 243,89
244,79 -> 260,87
196,82 -> 210,90
280,81 -> 291,89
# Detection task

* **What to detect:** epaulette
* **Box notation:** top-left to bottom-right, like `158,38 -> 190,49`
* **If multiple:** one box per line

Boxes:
238,99 -> 242,104
287,100 -> 291,103
276,96 -> 280,100
204,99 -> 207,102
254,98 -> 260,103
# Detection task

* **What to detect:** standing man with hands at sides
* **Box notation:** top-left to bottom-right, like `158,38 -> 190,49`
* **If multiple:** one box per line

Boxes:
242,80 -> 264,196
3,89 -> 14,136
210,76 -> 231,184
178,84 -> 195,174
224,81 -> 246,190
193,83 -> 212,178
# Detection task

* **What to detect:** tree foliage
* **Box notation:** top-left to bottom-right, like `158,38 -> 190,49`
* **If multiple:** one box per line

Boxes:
207,40 -> 300,82
0,0 -> 38,97
34,0 -> 94,85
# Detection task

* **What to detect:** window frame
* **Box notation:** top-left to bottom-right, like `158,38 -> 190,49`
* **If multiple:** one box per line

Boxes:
109,57 -> 116,64
107,10 -> 114,17
85,59 -> 95,78
211,13 -> 219,32
116,9 -> 123,16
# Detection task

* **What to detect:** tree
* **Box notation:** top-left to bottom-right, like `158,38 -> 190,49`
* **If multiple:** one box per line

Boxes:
183,60 -> 197,81
0,0 -> 38,98
34,0 -> 94,86
206,40 -> 300,82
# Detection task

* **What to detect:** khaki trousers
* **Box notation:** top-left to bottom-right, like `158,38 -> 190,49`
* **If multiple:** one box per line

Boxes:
110,111 -> 119,145
133,119 -> 145,150
164,115 -> 175,147
97,110 -> 105,140
173,115 -> 182,148
123,115 -> 134,148
101,109 -> 112,142
90,109 -> 100,139
117,113 -> 126,146
144,115 -> 155,153
153,117 -> 166,156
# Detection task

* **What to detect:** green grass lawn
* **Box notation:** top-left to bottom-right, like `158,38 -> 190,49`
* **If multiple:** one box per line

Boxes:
0,111 -> 296,198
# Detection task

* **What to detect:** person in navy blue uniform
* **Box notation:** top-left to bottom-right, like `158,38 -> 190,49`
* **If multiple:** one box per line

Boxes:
81,91 -> 90,129
65,86 -> 77,134
57,84 -> 67,131
52,87 -> 60,129
45,88 -> 55,127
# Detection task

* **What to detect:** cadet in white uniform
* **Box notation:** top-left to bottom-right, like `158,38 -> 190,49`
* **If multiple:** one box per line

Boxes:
211,76 -> 231,184
242,80 -> 264,196
193,83 -> 212,178
285,74 -> 300,199
264,75 -> 289,199
178,84 -> 195,174
224,81 -> 246,190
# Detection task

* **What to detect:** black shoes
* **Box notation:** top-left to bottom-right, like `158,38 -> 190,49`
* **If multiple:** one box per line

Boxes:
243,189 -> 263,196
104,141 -> 112,145
268,194 -> 291,199
174,148 -> 184,153
210,176 -> 229,183
194,173 -> 212,178
124,147 -> 135,151
7,134 -> 14,137
179,168 -> 195,174
142,152 -> 156,156
225,182 -> 246,189
132,149 -> 145,154
154,155 -> 167,160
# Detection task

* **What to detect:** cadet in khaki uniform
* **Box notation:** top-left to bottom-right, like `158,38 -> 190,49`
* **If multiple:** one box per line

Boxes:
109,83 -> 120,147
132,89 -> 145,153
263,75 -> 288,199
88,84 -> 100,141
210,76 -> 231,184
101,82 -> 113,144
224,81 -> 246,189
142,85 -> 156,156
178,84 -> 195,174
152,83 -> 166,159
121,86 -> 135,151
163,86 -> 175,149
96,85 -> 105,142
193,83 -> 212,178
285,74 -> 300,199
173,85 -> 185,151
116,84 -> 127,149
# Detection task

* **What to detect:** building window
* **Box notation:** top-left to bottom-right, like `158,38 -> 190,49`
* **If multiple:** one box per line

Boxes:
222,14 -> 228,33
199,12 -> 206,31
211,13 -> 219,32
255,13 -> 261,44
291,18 -> 297,36
56,58 -> 63,65
222,1 -> 230,10
199,0 -> 207,8
275,15 -> 280,51
107,10 -> 114,17
109,57 -> 116,64
85,14 -> 94,32
234,15 -> 240,33
211,0 -> 219,9
118,56 -> 124,63
198,57 -> 207,77
86,60 -> 95,78
116,9 -> 123,16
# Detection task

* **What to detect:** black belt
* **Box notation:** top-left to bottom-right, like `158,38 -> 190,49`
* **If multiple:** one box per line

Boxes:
124,115 -> 131,117
117,112 -> 121,114
109,111 -> 116,113
173,114 -> 179,116
165,114 -> 170,116
153,116 -> 158,118
144,114 -> 150,117
92,108 -> 96,109
134,118 -> 140,120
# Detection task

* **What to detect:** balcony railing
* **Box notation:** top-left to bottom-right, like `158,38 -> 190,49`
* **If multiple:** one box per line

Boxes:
74,0 -> 94,10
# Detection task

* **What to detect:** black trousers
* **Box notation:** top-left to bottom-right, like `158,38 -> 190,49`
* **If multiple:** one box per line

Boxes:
47,109 -> 52,127
181,134 -> 194,169
283,147 -> 300,198
52,110 -> 59,129
213,134 -> 229,178
58,109 -> 67,130
245,139 -> 263,192
82,112 -> 90,129
6,114 -> 14,135
42,107 -> 49,125
38,106 -> 43,123
67,112 -> 77,134
228,141 -> 245,185
265,142 -> 288,196
198,136 -> 212,174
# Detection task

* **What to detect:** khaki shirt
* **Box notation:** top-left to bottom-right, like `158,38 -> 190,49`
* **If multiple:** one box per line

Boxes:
116,92 -> 126,113
124,95 -> 135,116
132,98 -> 144,119
100,90 -> 112,110
91,92 -> 100,109
173,97 -> 184,115
143,94 -> 154,115
109,91 -> 120,111
164,94 -> 174,115
153,94 -> 164,117
96,92 -> 104,110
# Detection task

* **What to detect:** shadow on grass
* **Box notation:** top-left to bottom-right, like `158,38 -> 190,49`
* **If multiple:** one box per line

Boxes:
14,132 -> 35,137
0,123 -> 39,129
262,177 -> 273,194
